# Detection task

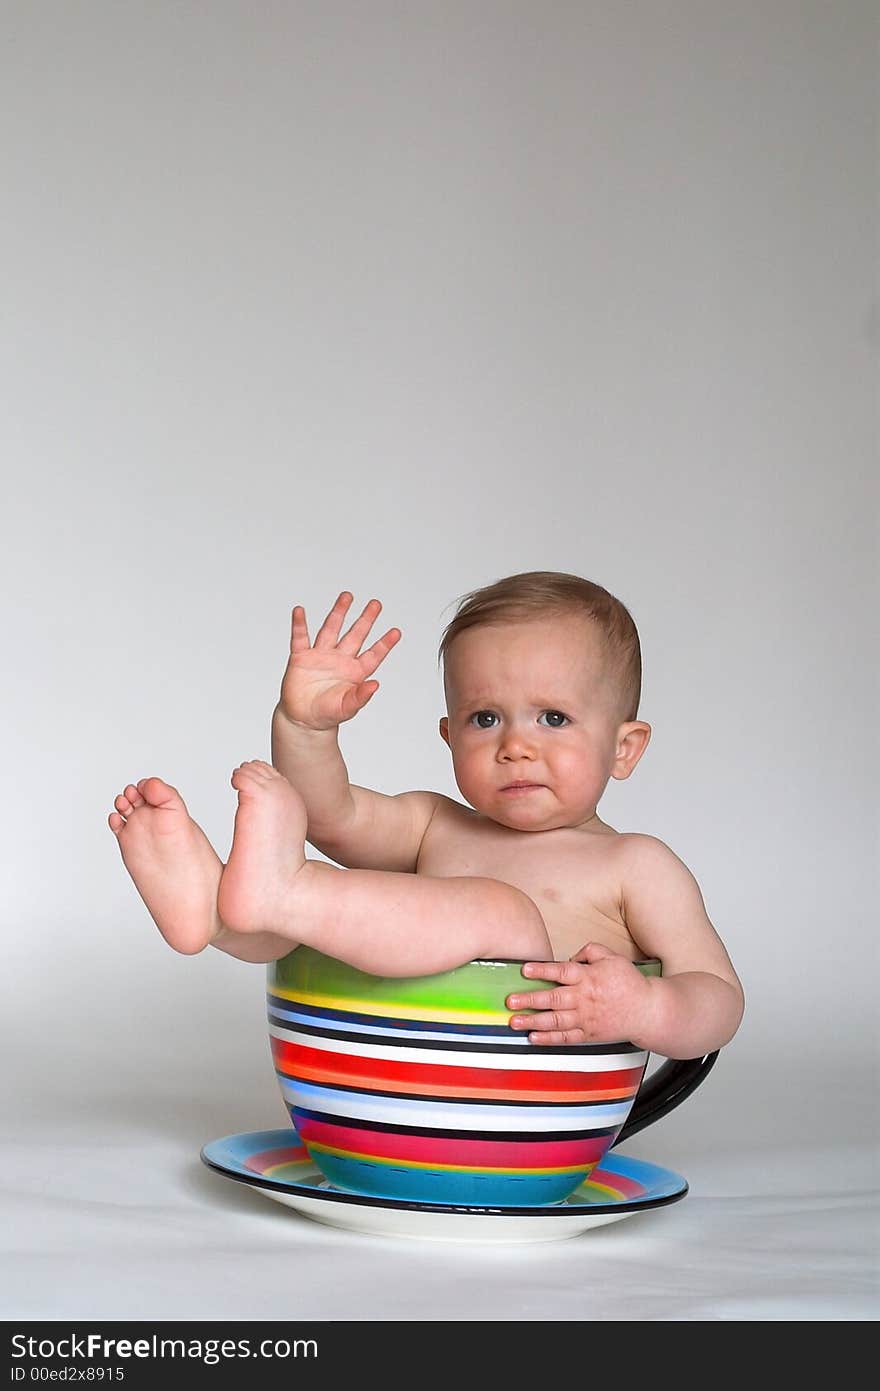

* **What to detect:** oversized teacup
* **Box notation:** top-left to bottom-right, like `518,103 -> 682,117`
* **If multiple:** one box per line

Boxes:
267,947 -> 717,1207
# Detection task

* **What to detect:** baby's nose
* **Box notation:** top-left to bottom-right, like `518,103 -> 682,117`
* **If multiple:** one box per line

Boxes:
497,726 -> 537,760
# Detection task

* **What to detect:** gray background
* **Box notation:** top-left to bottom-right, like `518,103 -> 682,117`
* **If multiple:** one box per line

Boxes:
2,0 -> 876,1320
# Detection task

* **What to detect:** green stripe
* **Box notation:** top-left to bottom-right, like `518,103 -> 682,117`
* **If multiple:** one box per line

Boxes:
269,946 -> 660,1013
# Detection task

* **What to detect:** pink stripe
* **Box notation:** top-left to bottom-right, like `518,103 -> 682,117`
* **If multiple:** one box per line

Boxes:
298,1116 -> 609,1169
246,1145 -> 309,1174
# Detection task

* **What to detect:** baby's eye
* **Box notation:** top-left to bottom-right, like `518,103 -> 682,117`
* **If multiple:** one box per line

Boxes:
470,711 -> 499,729
538,710 -> 569,728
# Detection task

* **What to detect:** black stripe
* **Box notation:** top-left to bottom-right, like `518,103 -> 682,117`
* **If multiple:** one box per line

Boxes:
267,1015 -> 643,1057
274,1073 -> 635,1108
291,1106 -> 617,1144
269,1016 -> 530,1052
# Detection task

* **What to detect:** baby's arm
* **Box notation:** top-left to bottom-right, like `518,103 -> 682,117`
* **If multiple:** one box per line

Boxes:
615,835 -> 743,1055
507,837 -> 744,1058
272,592 -> 443,872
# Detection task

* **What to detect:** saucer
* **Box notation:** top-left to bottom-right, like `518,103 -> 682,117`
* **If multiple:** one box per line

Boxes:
201,1128 -> 688,1243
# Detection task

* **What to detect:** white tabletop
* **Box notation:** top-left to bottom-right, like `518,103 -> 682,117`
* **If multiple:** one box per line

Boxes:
5,1058 -> 875,1322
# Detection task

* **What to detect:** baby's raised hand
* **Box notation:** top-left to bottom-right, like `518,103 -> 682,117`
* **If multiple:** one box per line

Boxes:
278,592 -> 401,731
506,942 -> 655,1048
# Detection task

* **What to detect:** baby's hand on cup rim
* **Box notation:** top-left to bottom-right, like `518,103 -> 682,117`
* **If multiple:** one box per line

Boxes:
506,941 -> 654,1047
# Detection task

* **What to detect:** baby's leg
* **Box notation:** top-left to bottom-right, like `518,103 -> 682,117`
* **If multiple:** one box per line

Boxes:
218,761 -> 552,975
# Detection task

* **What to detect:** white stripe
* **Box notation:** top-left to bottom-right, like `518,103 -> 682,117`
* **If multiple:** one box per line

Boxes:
279,1078 -> 633,1132
270,1024 -> 645,1074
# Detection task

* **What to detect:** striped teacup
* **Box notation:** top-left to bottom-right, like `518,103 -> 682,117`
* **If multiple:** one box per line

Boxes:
267,946 -> 714,1207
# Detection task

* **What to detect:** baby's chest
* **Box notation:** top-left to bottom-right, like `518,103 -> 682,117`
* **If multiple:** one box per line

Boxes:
418,821 -> 632,957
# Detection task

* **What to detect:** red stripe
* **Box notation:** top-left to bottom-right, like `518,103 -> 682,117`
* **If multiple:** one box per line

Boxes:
296,1115 -> 611,1169
588,1167 -> 645,1199
272,1038 -> 643,1098
283,1060 -> 636,1102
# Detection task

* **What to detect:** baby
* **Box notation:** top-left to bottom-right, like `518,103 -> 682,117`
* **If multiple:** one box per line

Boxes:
109,571 -> 743,1059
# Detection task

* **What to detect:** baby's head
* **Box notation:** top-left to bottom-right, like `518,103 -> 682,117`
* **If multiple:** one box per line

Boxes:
437,572 -> 652,832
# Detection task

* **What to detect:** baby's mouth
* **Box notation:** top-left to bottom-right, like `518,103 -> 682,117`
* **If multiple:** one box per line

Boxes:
499,781 -> 545,794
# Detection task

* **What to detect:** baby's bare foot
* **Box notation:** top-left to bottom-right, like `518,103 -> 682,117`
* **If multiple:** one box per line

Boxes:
108,778 -> 223,954
217,761 -> 311,939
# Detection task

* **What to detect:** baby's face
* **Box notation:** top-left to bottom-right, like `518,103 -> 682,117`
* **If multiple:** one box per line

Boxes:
440,614 -> 629,832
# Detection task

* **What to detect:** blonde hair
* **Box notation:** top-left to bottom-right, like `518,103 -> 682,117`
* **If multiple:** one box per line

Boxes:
438,571 -> 642,722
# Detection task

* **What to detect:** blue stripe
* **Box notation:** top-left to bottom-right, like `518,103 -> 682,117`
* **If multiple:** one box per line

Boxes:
268,1008 -> 531,1049
280,1078 -> 632,1129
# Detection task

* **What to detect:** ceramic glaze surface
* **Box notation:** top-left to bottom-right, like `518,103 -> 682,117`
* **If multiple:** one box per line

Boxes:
267,947 -> 660,1206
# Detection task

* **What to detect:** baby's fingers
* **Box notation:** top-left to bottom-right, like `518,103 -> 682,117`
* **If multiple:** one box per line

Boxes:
527,1028 -> 589,1046
338,597 -> 385,654
290,605 -> 312,654
508,1009 -> 585,1045
358,626 -> 402,677
506,986 -> 569,1013
338,680 -> 380,721
521,959 -> 585,985
313,591 -> 355,648
506,962 -> 583,1012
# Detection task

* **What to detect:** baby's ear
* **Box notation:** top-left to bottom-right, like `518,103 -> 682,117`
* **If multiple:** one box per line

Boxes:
439,717 -> 450,747
611,721 -> 652,780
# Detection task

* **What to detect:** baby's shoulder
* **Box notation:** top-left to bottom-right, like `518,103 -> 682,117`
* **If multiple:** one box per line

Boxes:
610,832 -> 693,881
414,794 -> 483,871
610,835 -> 711,933
613,831 -> 675,853
417,792 -> 479,842
425,793 -> 478,825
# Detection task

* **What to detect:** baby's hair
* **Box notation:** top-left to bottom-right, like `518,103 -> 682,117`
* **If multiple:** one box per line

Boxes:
438,571 -> 642,722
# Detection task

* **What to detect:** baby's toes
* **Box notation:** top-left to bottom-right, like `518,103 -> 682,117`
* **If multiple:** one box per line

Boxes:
137,777 -> 180,807
250,760 -> 280,781
124,783 -> 146,808
108,811 -> 125,835
231,760 -> 274,789
115,792 -> 134,816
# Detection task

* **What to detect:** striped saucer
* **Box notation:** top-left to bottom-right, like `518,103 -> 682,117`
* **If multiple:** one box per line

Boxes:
201,1128 -> 688,1244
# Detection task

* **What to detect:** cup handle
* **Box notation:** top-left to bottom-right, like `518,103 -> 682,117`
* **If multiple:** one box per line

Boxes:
611,1051 -> 719,1147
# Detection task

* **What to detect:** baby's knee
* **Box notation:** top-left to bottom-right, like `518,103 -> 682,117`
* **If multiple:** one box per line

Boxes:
482,879 -> 552,958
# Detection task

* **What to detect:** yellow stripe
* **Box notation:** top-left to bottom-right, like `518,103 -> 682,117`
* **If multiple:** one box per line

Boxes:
268,986 -> 510,1027
261,1161 -> 311,1178
584,1179 -> 624,1200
